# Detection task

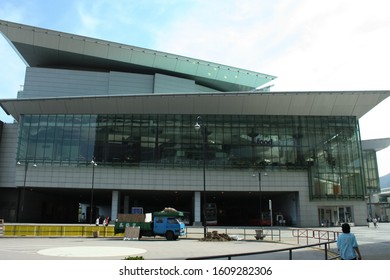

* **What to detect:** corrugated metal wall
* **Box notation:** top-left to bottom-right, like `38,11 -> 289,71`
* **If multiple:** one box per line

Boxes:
19,67 -> 218,99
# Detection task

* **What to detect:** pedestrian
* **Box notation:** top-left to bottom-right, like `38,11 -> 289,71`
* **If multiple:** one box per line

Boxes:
366,217 -> 370,227
372,217 -> 378,228
95,216 -> 100,226
104,216 -> 110,226
337,223 -> 362,260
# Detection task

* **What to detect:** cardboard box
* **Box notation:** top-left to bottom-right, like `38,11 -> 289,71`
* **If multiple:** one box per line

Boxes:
117,213 -> 145,223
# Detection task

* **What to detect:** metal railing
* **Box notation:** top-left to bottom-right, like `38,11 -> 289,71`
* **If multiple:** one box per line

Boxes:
185,226 -> 281,241
187,240 -> 338,260
292,228 -> 340,245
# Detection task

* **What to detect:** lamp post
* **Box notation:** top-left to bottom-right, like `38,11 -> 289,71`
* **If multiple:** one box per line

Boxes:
89,159 -> 97,224
269,199 -> 273,227
194,116 -> 207,238
258,172 -> 262,225
16,161 -> 37,222
257,172 -> 269,226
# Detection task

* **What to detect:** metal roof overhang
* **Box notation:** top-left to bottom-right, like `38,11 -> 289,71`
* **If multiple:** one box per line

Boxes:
0,20 -> 276,92
1,91 -> 389,121
361,138 -> 390,152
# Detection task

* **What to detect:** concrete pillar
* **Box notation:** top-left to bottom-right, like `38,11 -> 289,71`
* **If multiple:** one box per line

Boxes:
124,195 -> 130,214
110,190 -> 119,221
193,191 -> 202,226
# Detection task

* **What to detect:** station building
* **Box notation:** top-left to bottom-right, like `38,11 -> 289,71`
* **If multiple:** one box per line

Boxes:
1,20 -> 389,227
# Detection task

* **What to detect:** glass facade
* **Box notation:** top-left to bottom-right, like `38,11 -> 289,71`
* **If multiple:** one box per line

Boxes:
17,114 -> 366,200
363,150 -> 380,193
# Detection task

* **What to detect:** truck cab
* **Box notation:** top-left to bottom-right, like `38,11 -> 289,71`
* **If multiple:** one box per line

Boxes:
153,214 -> 186,240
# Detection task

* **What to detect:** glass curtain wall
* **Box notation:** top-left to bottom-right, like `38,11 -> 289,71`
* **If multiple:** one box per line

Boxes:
17,114 -> 365,200
363,150 -> 380,193
309,117 -> 365,200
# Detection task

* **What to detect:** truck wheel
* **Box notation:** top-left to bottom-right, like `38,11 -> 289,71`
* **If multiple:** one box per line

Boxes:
165,231 -> 174,241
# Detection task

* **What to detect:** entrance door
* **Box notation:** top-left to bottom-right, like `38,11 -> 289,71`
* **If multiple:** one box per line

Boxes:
318,208 -> 333,226
319,206 -> 353,226
338,206 -> 353,224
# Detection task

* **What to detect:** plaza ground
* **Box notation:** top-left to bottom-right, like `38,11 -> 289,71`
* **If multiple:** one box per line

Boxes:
0,223 -> 389,260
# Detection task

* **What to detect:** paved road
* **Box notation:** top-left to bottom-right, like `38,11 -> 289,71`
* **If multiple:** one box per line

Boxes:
345,222 -> 390,260
0,223 -> 388,260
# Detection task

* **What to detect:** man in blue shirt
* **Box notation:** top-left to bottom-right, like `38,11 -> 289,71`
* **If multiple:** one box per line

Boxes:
337,223 -> 362,260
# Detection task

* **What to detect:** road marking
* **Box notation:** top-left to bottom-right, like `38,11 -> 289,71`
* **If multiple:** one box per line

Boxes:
37,246 -> 146,258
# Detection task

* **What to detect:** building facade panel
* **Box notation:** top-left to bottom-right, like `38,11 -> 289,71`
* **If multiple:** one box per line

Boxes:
108,71 -> 154,95
22,67 -> 109,98
154,73 -> 197,93
6,113 -> 368,226
16,114 -> 365,200
0,124 -> 18,188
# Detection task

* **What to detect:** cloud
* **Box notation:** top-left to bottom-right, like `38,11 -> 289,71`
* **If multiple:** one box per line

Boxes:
0,1 -> 25,23
0,1 -> 30,122
73,2 -> 102,36
71,0 -> 188,46
0,37 -> 26,122
153,0 -> 282,69
152,0 -> 390,91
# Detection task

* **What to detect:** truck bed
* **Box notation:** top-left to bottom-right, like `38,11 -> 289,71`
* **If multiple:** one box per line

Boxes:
114,221 -> 152,234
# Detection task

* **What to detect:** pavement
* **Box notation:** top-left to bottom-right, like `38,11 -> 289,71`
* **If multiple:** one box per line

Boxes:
0,223 -> 389,260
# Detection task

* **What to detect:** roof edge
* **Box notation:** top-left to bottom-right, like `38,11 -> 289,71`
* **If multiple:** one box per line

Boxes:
0,19 -> 276,91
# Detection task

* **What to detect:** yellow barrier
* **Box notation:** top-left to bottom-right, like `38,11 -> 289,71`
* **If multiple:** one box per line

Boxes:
3,224 -> 116,237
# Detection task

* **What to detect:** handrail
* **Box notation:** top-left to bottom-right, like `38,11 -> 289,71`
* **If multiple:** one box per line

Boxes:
186,240 -> 337,260
185,226 -> 281,241
292,228 -> 340,245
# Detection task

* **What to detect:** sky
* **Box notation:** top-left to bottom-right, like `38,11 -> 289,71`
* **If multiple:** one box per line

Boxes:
0,0 -> 390,176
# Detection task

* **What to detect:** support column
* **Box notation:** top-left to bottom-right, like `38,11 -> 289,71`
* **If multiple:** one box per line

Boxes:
193,191 -> 202,226
124,195 -> 130,214
111,190 -> 119,221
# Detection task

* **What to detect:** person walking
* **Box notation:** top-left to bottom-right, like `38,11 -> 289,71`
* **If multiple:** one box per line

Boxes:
337,223 -> 362,260
95,216 -> 100,226
372,217 -> 378,228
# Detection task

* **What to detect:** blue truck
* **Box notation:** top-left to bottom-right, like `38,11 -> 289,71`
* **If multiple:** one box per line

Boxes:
114,209 -> 186,240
